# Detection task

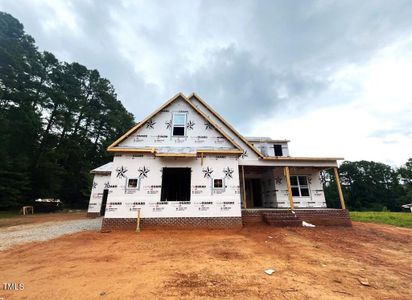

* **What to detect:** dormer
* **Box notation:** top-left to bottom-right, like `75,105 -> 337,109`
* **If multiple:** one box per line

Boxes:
246,137 -> 290,157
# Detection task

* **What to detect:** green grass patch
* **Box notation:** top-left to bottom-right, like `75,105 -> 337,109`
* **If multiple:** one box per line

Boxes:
350,211 -> 412,228
0,210 -> 20,219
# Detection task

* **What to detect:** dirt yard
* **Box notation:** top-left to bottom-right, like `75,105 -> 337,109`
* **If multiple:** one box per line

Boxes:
1,222 -> 411,299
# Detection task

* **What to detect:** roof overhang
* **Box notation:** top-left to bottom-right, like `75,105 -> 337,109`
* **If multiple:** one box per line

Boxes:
107,147 -> 243,156
262,156 -> 344,162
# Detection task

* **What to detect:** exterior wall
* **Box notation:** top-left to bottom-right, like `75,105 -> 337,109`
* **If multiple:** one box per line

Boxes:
118,97 -> 235,151
104,153 -> 242,219
250,141 -> 290,157
273,168 -> 326,208
87,174 -> 111,214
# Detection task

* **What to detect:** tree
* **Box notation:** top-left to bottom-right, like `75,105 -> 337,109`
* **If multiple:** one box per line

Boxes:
322,160 -> 408,211
0,12 -> 134,209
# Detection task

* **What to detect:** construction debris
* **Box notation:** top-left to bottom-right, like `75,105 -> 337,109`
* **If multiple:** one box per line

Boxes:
264,269 -> 275,275
302,221 -> 316,227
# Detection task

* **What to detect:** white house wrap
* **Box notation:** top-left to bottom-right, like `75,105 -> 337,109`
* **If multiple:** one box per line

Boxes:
87,93 -> 347,229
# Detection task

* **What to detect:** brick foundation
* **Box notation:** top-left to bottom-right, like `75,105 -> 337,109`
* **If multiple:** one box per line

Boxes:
87,212 -> 101,218
242,209 -> 352,227
101,216 -> 243,231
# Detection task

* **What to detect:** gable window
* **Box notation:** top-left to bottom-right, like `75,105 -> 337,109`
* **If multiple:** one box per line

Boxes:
213,178 -> 224,189
290,175 -> 310,197
274,145 -> 283,156
172,113 -> 186,136
128,178 -> 139,188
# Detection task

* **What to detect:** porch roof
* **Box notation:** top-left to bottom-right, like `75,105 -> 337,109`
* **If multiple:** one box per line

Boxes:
90,162 -> 113,175
240,156 -> 343,168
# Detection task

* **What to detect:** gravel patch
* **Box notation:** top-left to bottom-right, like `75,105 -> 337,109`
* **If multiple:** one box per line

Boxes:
0,218 -> 102,251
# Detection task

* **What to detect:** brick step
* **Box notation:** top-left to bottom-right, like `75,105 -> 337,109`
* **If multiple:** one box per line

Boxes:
263,213 -> 298,220
242,215 -> 263,223
264,219 -> 302,227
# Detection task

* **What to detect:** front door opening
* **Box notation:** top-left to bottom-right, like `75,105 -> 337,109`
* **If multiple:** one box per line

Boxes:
160,168 -> 191,202
245,178 -> 262,208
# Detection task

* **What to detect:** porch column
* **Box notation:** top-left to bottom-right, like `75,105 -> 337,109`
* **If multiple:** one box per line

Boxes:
283,166 -> 294,209
241,166 -> 247,208
333,167 -> 346,209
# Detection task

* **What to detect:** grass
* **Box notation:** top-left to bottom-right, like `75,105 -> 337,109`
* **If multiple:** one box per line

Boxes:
0,211 -> 20,219
350,211 -> 412,228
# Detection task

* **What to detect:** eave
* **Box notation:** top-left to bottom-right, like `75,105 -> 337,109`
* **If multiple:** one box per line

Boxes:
262,156 -> 344,162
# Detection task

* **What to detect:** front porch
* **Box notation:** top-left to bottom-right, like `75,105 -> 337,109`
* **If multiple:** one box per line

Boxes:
238,164 -> 351,226
239,165 -> 346,210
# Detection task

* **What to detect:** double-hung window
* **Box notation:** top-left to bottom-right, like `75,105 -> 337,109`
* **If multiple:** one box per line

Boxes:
290,175 -> 310,197
172,113 -> 186,136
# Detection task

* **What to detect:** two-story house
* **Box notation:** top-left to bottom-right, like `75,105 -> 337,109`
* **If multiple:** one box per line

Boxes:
88,93 -> 351,230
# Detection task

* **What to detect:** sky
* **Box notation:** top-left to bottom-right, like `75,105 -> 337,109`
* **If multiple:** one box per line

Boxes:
1,0 -> 411,166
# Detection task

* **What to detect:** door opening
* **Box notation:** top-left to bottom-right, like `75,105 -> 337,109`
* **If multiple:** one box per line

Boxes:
100,189 -> 108,216
245,178 -> 262,207
160,168 -> 191,202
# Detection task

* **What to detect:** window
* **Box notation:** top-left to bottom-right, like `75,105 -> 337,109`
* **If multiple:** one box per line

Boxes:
128,178 -> 138,188
274,145 -> 283,156
172,113 -> 186,136
213,178 -> 224,189
290,175 -> 310,197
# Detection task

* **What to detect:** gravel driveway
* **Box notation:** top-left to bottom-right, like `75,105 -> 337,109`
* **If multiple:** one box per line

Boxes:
0,218 -> 102,251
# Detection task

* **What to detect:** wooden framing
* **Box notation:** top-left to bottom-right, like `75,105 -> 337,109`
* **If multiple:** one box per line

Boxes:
107,92 -> 243,153
283,166 -> 295,209
333,167 -> 346,209
263,156 -> 344,162
197,149 -> 243,154
107,147 -> 155,153
241,165 -> 247,208
155,153 -> 197,157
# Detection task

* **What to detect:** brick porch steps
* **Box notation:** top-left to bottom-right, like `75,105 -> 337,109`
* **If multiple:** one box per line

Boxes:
242,209 -> 352,227
262,211 -> 301,227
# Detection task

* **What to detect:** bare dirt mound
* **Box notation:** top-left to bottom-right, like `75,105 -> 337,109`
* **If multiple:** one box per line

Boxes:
0,223 -> 411,299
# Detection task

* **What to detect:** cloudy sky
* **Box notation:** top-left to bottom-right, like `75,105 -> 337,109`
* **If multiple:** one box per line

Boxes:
1,0 -> 411,166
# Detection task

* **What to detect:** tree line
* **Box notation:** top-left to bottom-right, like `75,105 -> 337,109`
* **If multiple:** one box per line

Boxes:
0,12 -> 134,209
323,159 -> 412,211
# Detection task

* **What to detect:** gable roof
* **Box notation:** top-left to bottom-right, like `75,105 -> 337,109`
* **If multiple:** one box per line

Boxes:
107,93 -> 243,154
188,92 -> 265,158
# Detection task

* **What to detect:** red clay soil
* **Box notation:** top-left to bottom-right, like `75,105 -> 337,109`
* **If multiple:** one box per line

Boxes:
0,222 -> 411,299
0,211 -> 87,228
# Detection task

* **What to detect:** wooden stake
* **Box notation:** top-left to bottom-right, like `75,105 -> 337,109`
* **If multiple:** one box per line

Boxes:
136,208 -> 141,233
284,166 -> 294,209
333,167 -> 346,209
241,165 -> 247,209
